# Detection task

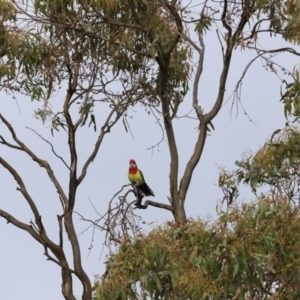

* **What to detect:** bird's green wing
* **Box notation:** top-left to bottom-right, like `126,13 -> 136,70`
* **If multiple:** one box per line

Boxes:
138,169 -> 146,183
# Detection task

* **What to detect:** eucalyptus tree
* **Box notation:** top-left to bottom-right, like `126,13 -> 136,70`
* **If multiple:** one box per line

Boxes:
1,0 -> 300,299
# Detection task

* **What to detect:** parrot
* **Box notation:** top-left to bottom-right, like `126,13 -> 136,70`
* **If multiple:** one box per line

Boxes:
128,159 -> 155,197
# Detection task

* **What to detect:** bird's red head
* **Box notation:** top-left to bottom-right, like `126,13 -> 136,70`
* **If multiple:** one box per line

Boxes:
129,159 -> 137,167
129,159 -> 138,173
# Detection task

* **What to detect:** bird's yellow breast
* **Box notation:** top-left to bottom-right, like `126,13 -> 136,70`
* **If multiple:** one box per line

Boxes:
128,170 -> 143,184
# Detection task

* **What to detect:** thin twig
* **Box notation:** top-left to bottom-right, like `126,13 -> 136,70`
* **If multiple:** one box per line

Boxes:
26,127 -> 70,170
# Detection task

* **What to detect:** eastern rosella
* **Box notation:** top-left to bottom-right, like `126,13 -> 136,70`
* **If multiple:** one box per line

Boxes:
128,159 -> 155,197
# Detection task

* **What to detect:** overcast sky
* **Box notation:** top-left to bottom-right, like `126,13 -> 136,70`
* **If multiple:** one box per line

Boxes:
0,18 -> 299,299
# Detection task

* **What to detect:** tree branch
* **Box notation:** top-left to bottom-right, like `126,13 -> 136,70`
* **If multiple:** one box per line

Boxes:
179,5 -> 251,205
221,0 -> 232,36
77,105 -> 126,185
0,156 -> 45,232
44,246 -> 76,273
138,200 -> 174,211
62,73 -> 92,299
158,60 -> 183,221
0,158 -> 77,299
253,46 -> 300,57
0,209 -> 43,243
179,19 -> 206,205
64,62 -> 78,211
0,113 -> 68,206
0,136 -> 22,150
127,0 -> 146,28
205,8 -> 250,123
26,127 -> 70,171
165,2 -> 183,56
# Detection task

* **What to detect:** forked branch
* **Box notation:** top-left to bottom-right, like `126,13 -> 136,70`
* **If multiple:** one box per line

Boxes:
0,209 -> 43,243
77,105 -> 126,185
26,127 -> 70,170
179,3 -> 251,206
0,156 -> 44,232
0,113 -> 68,206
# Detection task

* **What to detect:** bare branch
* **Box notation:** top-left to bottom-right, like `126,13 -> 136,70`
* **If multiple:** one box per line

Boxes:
216,29 -> 225,58
228,54 -> 262,119
62,77 -> 93,297
75,211 -> 107,232
0,209 -> 43,243
221,0 -> 232,35
0,206 -> 75,299
77,186 -> 146,247
138,200 -> 174,212
64,212 -> 91,298
0,114 -> 68,206
178,16 -> 207,205
192,33 -> 205,115
63,63 -> 78,211
0,156 -> 44,231
26,127 -> 70,171
146,107 -> 166,152
205,8 -> 250,123
61,79 -> 92,298
44,246 -> 76,274
77,106 -> 125,185
57,214 -> 64,248
179,5 -> 251,206
253,47 -> 300,57
0,136 -> 22,150
0,117 -> 80,299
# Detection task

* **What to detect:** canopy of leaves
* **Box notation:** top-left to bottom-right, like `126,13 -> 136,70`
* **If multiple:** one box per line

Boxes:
282,0 -> 300,43
2,0 -> 300,121
0,0 -> 195,126
281,67 -> 300,124
0,0 -> 50,97
93,198 -> 300,299
31,0 -> 192,106
219,126 -> 300,206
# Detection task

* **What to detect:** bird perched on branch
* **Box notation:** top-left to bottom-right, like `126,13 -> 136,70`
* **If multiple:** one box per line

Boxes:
128,159 -> 155,197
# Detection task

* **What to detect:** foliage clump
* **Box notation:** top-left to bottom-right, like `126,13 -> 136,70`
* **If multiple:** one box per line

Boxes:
94,197 -> 300,299
219,126 -> 300,205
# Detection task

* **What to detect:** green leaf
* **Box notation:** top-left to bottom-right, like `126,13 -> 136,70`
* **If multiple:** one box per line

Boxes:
250,176 -> 258,191
233,262 -> 239,278
284,101 -> 292,119
119,290 -> 126,300
155,274 -> 162,291
235,160 -> 244,167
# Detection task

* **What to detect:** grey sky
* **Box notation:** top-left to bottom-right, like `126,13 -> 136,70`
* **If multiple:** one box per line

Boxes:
0,22 -> 298,300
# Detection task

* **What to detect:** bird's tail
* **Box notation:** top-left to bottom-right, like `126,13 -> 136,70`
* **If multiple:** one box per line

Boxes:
139,182 -> 155,197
